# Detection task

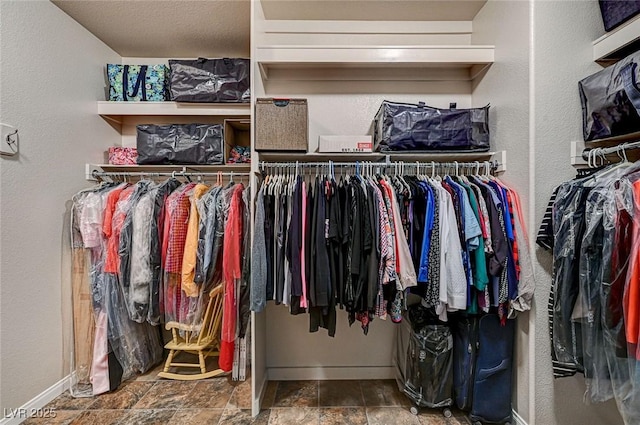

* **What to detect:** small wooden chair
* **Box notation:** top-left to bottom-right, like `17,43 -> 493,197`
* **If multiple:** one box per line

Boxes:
157,284 -> 226,380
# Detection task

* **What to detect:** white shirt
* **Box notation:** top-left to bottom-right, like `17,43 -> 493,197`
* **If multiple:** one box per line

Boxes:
434,181 -> 467,321
80,191 -> 105,248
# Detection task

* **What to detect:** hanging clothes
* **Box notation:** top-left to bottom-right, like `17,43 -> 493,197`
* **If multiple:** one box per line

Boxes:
70,175 -> 252,395
540,162 -> 640,424
251,164 -> 532,337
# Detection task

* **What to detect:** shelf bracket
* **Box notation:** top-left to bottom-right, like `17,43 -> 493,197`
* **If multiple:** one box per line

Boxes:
86,164 -> 105,181
491,150 -> 507,173
0,123 -> 19,157
570,141 -> 588,167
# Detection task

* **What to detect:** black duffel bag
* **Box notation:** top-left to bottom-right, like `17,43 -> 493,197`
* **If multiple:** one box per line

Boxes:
136,124 -> 223,165
169,58 -> 250,103
374,101 -> 490,152
579,51 -> 640,142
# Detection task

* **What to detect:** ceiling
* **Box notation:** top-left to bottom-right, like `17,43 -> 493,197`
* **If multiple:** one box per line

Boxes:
52,0 -> 251,58
52,0 -> 487,58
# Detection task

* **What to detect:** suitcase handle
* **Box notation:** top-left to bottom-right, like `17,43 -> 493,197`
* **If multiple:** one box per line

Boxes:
476,359 -> 509,381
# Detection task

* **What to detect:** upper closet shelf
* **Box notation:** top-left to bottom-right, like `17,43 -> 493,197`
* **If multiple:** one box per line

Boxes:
255,45 -> 495,82
593,14 -> 640,65
98,101 -> 251,123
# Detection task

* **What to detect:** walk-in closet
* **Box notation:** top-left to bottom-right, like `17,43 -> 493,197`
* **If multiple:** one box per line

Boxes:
1,1 -> 639,424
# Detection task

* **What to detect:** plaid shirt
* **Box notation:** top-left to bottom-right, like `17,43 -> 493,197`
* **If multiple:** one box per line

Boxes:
163,183 -> 195,322
164,184 -> 196,273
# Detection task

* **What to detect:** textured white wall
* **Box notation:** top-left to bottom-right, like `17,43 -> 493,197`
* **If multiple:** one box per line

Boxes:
0,0 -> 119,411
471,0 -> 532,421
533,1 -> 623,424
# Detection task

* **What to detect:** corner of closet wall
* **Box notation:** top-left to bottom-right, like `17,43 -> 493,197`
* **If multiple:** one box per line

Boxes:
470,1 -> 532,423
0,0 -> 120,412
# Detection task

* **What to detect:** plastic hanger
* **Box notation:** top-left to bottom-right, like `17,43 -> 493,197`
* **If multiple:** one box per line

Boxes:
588,146 -> 636,186
397,162 -> 411,193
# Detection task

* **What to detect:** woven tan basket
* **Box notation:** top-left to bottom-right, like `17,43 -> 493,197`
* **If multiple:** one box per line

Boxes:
255,98 -> 308,151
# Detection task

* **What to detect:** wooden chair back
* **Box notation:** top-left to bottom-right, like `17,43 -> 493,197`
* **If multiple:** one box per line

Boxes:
197,284 -> 224,346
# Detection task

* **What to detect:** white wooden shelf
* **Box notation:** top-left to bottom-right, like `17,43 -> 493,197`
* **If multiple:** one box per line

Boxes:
98,101 -> 251,123
593,14 -> 640,65
255,45 -> 495,82
86,163 -> 251,180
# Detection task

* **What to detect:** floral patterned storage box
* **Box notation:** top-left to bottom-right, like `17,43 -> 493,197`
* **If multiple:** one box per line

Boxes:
108,147 -> 138,165
107,64 -> 168,101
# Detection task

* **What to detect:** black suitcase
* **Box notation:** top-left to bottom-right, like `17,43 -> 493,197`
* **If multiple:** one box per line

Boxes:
470,315 -> 515,425
453,316 -> 479,411
404,323 -> 454,413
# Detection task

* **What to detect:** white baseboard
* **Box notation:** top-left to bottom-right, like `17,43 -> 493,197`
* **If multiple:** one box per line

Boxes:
267,366 -> 395,381
512,409 -> 528,425
0,376 -> 70,425
252,373 -> 268,417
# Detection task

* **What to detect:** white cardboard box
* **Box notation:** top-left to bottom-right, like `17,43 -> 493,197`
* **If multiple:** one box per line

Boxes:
317,135 -> 373,153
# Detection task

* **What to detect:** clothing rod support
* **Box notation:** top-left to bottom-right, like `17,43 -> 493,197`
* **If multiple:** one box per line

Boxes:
0,122 -> 19,157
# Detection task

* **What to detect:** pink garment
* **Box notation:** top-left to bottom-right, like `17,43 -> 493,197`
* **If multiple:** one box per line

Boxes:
220,184 -> 244,372
108,147 -> 137,165
300,181 -> 308,308
91,311 -> 109,395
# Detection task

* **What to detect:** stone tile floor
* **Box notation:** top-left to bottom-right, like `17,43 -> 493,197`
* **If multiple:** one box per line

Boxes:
24,365 -> 471,424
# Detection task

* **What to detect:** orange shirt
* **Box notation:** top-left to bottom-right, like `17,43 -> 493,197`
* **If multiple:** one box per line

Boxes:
102,184 -> 128,241
181,184 -> 209,298
625,180 -> 640,356
104,186 -> 134,274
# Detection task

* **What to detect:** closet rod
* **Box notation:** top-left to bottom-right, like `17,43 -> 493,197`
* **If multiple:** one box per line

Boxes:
582,140 -> 640,161
259,160 -> 500,168
92,170 -> 251,179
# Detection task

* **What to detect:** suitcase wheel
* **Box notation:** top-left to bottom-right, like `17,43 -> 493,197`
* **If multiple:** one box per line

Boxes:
472,421 -> 482,425
410,406 -> 419,416
442,408 -> 452,418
